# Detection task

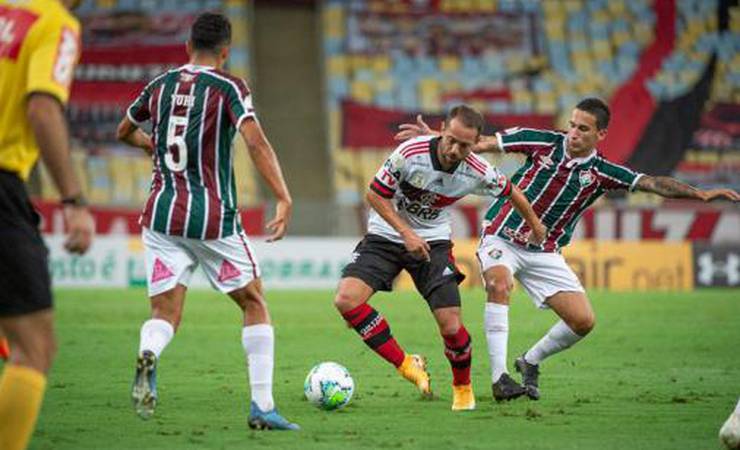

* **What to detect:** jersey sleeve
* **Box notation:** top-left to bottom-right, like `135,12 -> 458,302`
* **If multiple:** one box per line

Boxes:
595,159 -> 643,191
126,84 -> 153,127
495,127 -> 561,155
369,147 -> 407,199
225,78 -> 256,129
475,163 -> 512,197
25,14 -> 80,104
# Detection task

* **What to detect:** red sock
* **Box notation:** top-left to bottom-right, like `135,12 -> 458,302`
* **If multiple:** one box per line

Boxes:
0,338 -> 9,360
443,325 -> 471,386
342,303 -> 405,367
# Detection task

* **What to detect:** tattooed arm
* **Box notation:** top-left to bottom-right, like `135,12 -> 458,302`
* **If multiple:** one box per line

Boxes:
635,175 -> 740,202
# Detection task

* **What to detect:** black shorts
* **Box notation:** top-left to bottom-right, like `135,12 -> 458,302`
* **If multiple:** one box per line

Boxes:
341,234 -> 465,310
0,170 -> 52,317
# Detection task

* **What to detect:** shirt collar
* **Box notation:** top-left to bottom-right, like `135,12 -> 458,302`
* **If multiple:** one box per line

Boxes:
429,137 -> 461,173
564,148 -> 597,168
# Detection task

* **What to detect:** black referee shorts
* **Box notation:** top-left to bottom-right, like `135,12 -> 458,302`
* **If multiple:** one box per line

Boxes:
0,170 -> 53,317
341,234 -> 465,310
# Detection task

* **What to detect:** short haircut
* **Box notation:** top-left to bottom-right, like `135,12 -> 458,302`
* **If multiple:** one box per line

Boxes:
445,104 -> 485,136
190,12 -> 231,53
575,97 -> 610,130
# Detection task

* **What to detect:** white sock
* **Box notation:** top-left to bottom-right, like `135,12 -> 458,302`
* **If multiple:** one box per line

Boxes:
524,320 -> 582,365
242,324 -> 275,412
484,302 -> 509,383
735,398 -> 740,415
138,318 -> 174,358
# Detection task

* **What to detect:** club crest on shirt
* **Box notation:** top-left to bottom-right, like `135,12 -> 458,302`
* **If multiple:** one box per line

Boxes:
388,152 -> 405,172
409,173 -> 426,188
579,170 -> 595,187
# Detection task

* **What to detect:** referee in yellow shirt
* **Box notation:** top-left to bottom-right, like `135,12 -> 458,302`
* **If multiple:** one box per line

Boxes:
0,1 -> 93,449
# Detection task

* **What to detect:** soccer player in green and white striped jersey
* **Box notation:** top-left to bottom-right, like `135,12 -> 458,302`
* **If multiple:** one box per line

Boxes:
116,12 -> 298,430
397,98 -> 739,401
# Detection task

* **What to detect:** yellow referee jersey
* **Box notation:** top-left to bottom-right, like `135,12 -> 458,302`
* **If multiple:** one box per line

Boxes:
0,0 -> 80,180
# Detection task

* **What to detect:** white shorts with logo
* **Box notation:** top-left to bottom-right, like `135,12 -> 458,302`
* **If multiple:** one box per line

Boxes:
476,235 -> 584,309
142,227 -> 261,297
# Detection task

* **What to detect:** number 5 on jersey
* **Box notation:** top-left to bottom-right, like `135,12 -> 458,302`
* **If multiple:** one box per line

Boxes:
165,115 -> 188,171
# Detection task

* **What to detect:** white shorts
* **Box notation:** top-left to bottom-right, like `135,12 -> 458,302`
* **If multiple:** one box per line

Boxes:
476,235 -> 584,309
142,227 -> 261,297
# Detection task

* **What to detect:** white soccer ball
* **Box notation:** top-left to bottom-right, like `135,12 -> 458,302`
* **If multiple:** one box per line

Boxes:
304,362 -> 355,410
720,411 -> 740,450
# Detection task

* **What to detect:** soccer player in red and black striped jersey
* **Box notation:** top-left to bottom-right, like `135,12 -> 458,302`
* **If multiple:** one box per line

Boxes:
337,105 -> 545,411
116,12 -> 298,430
397,98 -> 739,401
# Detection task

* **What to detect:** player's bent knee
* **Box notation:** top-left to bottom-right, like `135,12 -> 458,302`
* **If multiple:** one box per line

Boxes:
333,290 -> 361,313
484,279 -> 512,303
571,314 -> 595,336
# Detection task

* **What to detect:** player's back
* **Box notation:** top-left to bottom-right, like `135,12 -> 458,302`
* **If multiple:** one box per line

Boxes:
129,64 -> 255,240
0,0 -> 80,180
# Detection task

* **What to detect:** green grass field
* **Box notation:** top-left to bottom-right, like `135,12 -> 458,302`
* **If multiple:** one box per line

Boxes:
11,288 -> 739,449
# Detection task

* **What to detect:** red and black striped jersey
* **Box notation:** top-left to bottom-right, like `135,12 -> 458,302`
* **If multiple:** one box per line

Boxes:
369,136 -> 511,243
127,64 -> 255,239
483,127 -> 643,252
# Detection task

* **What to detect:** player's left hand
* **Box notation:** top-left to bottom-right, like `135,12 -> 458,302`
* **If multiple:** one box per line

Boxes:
266,199 -> 292,242
697,188 -> 740,202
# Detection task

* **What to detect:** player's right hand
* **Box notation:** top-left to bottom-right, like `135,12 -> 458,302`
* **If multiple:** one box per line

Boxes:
529,222 -> 548,246
400,229 -> 431,262
63,206 -> 94,254
266,199 -> 292,242
394,115 -> 435,141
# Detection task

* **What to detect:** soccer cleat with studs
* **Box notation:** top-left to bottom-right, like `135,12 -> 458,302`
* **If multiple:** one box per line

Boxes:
248,402 -> 300,431
131,350 -> 158,419
492,373 -> 526,402
397,354 -> 432,398
451,384 -> 476,411
514,355 -> 541,401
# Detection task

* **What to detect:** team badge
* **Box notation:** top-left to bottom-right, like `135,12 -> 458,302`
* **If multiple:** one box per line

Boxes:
409,173 -> 426,188
388,152 -> 405,172
579,170 -> 595,187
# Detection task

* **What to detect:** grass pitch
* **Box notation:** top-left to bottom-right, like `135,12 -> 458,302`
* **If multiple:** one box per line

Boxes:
14,288 -> 739,449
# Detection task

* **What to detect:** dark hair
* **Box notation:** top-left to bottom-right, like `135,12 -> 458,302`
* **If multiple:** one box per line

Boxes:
445,104 -> 485,136
190,12 -> 231,53
575,97 -> 610,130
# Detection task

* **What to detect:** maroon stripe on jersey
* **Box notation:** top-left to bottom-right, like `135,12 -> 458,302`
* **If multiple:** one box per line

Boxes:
464,156 -> 485,175
213,69 -> 250,100
503,143 -> 553,153
400,141 -> 429,156
500,179 -> 512,197
201,89 -> 223,239
238,233 -> 258,279
403,149 -> 428,160
513,161 -> 568,238
167,80 -> 197,235
484,159 -> 542,235
140,176 -> 163,228
542,180 -> 600,252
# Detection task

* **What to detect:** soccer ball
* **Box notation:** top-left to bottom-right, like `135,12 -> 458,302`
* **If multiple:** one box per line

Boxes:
304,362 -> 355,410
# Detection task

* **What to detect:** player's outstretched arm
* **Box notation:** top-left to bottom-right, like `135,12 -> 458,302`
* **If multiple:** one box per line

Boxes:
394,114 -> 438,141
635,175 -> 740,202
394,114 -> 499,154
365,190 -> 430,261
27,93 -> 94,255
116,116 -> 153,156
509,185 -> 547,245
239,119 -> 292,242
